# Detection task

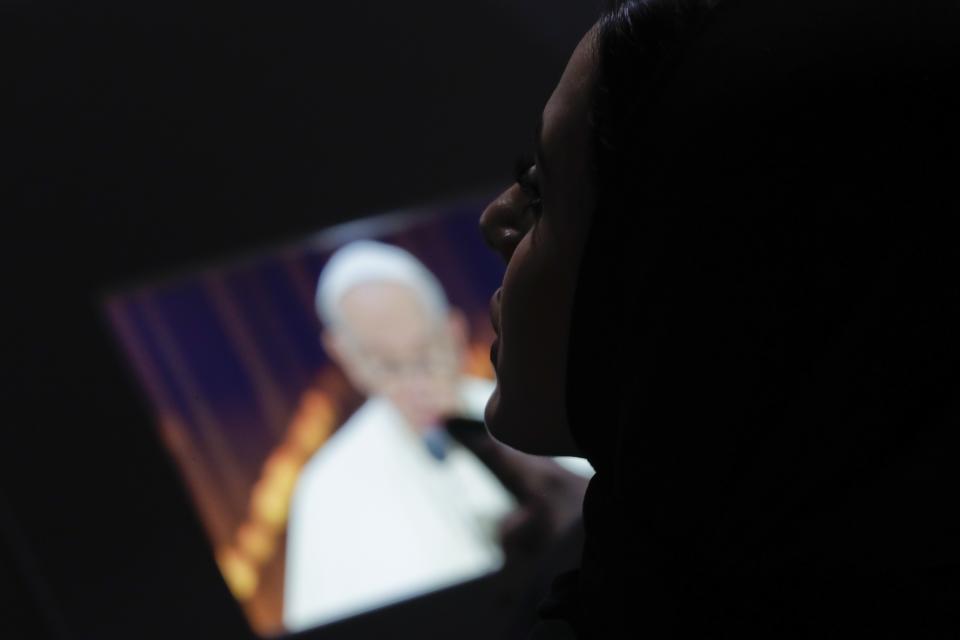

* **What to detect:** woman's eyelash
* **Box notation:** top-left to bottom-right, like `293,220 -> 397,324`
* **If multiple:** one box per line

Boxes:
512,153 -> 543,219
513,153 -> 542,201
514,153 -> 536,186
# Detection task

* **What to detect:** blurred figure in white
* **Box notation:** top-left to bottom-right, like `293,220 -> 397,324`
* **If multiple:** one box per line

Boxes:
284,240 -> 591,631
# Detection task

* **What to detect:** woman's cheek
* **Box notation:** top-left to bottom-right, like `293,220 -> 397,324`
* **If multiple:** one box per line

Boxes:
501,231 -> 570,383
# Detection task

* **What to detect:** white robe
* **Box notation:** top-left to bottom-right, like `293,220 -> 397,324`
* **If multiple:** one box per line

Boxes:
283,377 -> 516,631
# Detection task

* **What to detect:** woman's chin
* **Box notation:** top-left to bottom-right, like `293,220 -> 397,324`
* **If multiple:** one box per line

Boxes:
483,384 -> 505,439
484,385 -> 557,456
486,382 -> 585,457
484,386 -> 527,450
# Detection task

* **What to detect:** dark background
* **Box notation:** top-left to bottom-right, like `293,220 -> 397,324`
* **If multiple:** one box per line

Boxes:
1,2 -> 597,638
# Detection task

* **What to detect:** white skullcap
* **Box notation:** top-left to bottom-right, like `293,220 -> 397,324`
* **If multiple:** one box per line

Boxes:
315,240 -> 449,329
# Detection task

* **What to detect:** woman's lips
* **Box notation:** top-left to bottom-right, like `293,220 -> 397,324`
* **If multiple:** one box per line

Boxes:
489,289 -> 501,368
489,288 -> 502,335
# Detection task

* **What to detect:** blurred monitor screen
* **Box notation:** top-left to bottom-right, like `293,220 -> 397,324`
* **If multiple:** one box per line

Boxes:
103,202 -> 516,636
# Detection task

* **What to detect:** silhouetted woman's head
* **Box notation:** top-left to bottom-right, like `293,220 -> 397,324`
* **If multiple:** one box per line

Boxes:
485,0 -> 960,635
482,0 -> 959,469
479,0 -> 713,457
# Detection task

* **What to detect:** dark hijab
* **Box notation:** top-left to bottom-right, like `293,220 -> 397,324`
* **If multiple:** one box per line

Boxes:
555,0 -> 960,636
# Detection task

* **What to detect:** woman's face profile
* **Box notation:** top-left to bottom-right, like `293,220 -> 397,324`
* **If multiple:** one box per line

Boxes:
480,27 -> 598,456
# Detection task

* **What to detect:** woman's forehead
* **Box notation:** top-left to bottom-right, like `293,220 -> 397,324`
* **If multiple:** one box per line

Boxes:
541,26 -> 599,161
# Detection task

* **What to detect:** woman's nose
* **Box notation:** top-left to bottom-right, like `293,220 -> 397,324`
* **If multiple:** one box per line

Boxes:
479,185 -> 525,263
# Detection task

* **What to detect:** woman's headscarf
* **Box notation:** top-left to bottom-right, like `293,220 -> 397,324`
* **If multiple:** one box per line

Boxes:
560,0 -> 960,636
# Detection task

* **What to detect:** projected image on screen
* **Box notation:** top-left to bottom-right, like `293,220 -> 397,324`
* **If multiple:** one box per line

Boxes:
103,204 -> 520,635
